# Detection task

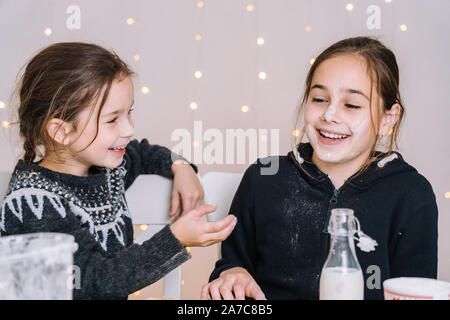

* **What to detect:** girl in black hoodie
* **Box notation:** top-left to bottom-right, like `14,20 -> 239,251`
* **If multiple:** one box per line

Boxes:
202,37 -> 438,300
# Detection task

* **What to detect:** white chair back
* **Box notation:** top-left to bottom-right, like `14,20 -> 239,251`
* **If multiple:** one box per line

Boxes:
202,172 -> 243,222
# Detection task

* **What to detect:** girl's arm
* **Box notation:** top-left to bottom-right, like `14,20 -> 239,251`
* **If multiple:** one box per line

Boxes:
389,177 -> 438,279
123,138 -> 203,215
0,198 -> 190,299
123,138 -> 197,190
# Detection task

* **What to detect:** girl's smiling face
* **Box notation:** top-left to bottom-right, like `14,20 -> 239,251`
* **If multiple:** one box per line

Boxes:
67,76 -> 135,172
304,54 -> 381,166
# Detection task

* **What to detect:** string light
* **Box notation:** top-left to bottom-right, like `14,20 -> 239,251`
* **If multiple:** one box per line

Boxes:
141,86 -> 150,94
44,28 -> 52,36
2,121 -> 11,128
256,37 -> 265,46
292,129 -> 302,137
0,101 -> 5,109
197,1 -> 204,8
127,18 -> 135,25
258,72 -> 266,80
194,71 -> 203,79
399,24 -> 407,31
385,0 -> 392,3
241,105 -> 250,112
195,34 -> 202,41
346,3 -> 354,11
190,102 -> 198,110
133,54 -> 140,61
246,4 -> 255,12
309,58 -> 316,65
139,225 -> 148,231
305,25 -> 312,32
192,140 -> 199,147
445,192 -> 450,199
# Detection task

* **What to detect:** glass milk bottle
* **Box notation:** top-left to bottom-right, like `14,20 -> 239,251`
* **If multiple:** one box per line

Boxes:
319,208 -> 364,300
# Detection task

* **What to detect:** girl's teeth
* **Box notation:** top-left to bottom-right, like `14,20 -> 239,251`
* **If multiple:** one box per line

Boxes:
320,130 -> 348,139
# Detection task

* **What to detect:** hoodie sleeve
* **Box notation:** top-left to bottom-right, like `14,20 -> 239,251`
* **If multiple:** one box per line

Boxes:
389,176 -> 438,279
209,163 -> 259,282
123,139 -> 198,190
0,194 -> 190,299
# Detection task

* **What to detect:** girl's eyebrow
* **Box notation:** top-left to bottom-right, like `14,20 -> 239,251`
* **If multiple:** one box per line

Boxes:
102,100 -> 135,117
311,84 -> 369,101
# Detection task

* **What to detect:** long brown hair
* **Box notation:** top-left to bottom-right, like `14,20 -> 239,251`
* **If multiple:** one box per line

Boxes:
293,36 -> 405,174
14,42 -> 134,163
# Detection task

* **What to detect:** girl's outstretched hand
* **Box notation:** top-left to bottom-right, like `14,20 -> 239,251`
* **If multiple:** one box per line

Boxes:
170,160 -> 204,220
201,267 -> 266,300
169,204 -> 237,247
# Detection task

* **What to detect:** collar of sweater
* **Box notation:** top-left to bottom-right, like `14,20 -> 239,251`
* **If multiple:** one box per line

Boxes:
15,159 -> 109,189
287,143 -> 416,191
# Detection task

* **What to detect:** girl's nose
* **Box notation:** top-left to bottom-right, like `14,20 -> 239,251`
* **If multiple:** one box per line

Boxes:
321,104 -> 340,123
122,118 -> 135,138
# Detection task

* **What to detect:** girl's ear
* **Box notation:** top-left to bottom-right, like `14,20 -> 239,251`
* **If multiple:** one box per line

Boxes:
379,103 -> 401,136
46,118 -> 73,146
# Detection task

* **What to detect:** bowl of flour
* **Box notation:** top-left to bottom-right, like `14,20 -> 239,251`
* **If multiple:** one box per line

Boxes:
383,277 -> 450,300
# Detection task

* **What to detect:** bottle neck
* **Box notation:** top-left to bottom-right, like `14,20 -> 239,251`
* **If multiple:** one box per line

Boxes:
325,233 -> 361,271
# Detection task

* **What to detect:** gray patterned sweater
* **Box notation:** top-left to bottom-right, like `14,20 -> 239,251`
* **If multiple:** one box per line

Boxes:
0,139 -> 196,299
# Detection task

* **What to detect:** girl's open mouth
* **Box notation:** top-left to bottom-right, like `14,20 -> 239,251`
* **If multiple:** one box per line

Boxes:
108,145 -> 126,156
317,129 -> 350,145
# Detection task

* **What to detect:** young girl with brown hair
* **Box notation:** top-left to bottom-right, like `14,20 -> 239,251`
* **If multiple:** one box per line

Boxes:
203,36 -> 438,300
0,42 -> 237,299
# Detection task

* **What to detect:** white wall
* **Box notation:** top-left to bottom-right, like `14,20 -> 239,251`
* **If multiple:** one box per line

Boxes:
0,0 -> 449,298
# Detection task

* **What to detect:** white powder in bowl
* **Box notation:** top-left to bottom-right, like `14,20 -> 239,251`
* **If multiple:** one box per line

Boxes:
384,277 -> 450,296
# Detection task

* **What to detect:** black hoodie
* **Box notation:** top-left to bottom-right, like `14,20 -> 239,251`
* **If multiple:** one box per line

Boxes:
209,143 -> 438,300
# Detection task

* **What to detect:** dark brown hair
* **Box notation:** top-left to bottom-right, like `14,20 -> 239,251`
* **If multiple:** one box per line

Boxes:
293,36 -> 405,174
15,42 -> 134,163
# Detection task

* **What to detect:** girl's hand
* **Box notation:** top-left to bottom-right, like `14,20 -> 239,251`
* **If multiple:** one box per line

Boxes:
170,160 -> 204,220
169,204 -> 237,247
201,267 -> 266,300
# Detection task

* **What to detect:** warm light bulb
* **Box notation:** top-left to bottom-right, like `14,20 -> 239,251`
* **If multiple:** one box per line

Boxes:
258,72 -> 266,80
445,192 -> 450,199
309,58 -> 316,65
139,224 -> 148,231
192,140 -> 199,147
194,71 -> 202,79
399,24 -> 407,31
44,28 -> 52,36
0,101 -> 5,109
134,54 -> 140,61
385,0 -> 392,3
241,105 -> 250,112
292,129 -> 302,137
190,102 -> 198,110
346,3 -> 354,11
305,25 -> 312,32
246,4 -> 255,12
127,18 -> 135,25
256,37 -> 265,45
141,86 -> 150,94
2,121 -> 11,128
195,34 -> 202,41
197,1 -> 204,8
